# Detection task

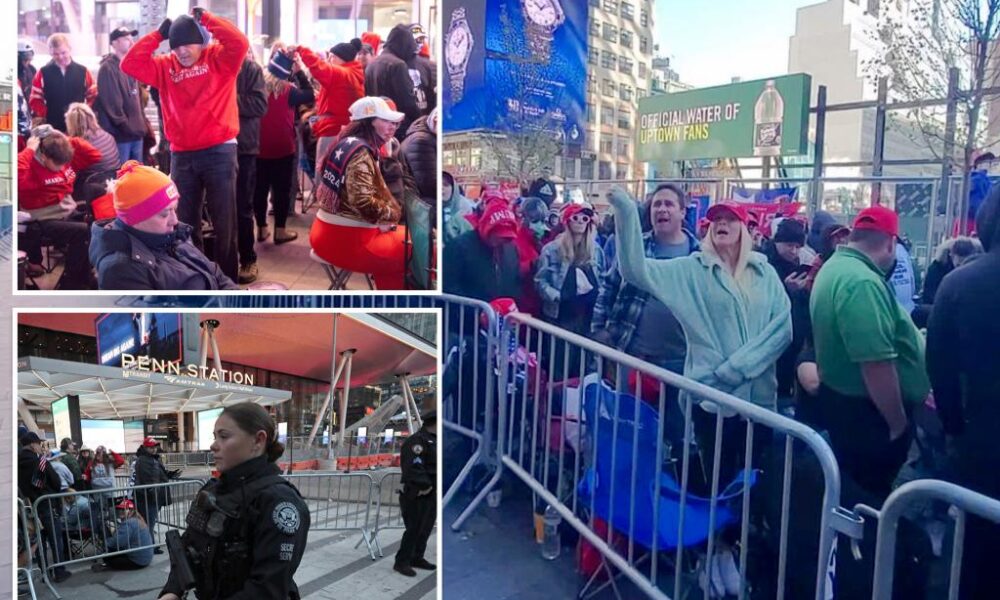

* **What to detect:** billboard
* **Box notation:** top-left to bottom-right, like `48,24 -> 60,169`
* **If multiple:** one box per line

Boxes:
52,397 -> 72,445
636,74 -> 811,163
96,312 -> 185,367
442,0 -> 588,152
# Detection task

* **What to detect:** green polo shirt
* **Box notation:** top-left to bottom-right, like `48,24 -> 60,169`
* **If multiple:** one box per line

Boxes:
809,246 -> 930,404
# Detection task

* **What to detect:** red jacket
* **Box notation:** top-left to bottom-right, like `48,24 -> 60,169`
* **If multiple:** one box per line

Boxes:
18,138 -> 101,211
297,46 -> 364,139
121,11 -> 248,152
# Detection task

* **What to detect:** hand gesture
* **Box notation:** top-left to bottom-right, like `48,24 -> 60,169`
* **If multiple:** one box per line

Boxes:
26,136 -> 40,151
784,271 -> 809,292
191,7 -> 207,22
158,18 -> 172,39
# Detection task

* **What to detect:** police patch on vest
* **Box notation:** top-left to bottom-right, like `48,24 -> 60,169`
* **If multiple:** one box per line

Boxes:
413,444 -> 423,455
272,502 -> 301,534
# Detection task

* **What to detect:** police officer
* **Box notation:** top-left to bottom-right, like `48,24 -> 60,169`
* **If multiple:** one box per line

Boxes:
394,410 -> 437,577
158,402 -> 310,600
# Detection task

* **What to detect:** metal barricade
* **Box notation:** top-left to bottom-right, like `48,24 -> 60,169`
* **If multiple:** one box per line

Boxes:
485,312 -> 860,600
32,479 -> 205,595
17,497 -> 50,600
369,469 -> 406,558
862,479 -> 1000,600
283,471 -> 379,560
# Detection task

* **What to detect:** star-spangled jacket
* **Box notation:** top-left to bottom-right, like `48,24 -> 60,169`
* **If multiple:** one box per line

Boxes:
160,455 -> 310,599
315,135 -> 401,224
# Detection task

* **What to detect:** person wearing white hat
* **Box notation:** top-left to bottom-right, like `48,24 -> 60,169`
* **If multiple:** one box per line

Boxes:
48,450 -> 74,491
309,96 -> 409,289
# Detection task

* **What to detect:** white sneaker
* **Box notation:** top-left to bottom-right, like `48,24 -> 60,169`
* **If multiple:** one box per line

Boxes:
718,548 -> 743,596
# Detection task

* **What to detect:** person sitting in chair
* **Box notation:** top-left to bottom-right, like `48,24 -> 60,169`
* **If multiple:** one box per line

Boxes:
89,160 -> 239,290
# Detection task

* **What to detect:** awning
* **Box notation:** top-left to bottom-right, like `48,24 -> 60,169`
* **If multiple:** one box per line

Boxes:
18,356 -> 292,420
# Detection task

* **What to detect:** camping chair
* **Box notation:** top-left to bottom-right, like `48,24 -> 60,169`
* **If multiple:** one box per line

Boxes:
297,117 -> 318,214
577,381 -> 758,599
309,249 -> 375,290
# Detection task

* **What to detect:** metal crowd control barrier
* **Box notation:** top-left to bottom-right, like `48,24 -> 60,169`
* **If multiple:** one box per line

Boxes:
18,497 -> 49,600
369,469 -> 406,558
860,479 -> 1000,600
283,471 -> 379,560
484,312 -> 860,600
32,479 -> 205,596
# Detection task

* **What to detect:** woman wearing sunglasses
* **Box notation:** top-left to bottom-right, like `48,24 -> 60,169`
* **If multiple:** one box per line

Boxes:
534,203 -> 606,336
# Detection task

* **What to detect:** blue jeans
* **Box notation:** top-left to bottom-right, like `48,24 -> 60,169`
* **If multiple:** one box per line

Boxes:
171,143 -> 239,281
116,139 -> 143,165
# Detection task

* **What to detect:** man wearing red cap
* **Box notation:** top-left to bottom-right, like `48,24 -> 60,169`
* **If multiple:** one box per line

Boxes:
444,196 -> 524,303
92,498 -> 154,571
810,205 -> 928,502
134,436 -> 176,553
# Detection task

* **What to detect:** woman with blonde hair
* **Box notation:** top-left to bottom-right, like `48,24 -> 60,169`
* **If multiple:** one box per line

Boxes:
534,202 -> 605,334
65,102 -> 120,200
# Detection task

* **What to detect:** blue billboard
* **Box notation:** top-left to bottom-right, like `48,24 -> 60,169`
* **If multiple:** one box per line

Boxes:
443,0 -> 588,153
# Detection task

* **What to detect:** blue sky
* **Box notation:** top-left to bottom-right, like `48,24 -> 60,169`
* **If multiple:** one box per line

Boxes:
653,0 -> 818,87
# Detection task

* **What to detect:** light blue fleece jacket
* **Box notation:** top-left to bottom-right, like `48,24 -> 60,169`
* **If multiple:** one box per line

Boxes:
608,188 -> 792,410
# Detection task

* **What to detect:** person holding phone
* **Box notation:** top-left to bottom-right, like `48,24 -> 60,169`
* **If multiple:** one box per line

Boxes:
763,217 -> 812,401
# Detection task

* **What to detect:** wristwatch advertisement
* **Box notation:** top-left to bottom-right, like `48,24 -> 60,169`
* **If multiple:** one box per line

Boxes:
446,7 -> 474,104
521,0 -> 566,62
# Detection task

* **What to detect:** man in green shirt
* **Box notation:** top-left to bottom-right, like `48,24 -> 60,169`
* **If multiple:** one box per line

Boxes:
810,205 -> 929,499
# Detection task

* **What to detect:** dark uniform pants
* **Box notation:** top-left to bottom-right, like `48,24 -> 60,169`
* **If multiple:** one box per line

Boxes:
395,488 -> 436,567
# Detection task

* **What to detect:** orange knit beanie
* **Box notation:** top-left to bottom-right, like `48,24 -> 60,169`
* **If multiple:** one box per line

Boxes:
111,161 -> 180,226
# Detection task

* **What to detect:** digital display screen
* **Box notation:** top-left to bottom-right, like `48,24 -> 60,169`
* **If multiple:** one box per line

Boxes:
52,397 -> 72,446
81,419 -> 126,454
96,313 -> 184,367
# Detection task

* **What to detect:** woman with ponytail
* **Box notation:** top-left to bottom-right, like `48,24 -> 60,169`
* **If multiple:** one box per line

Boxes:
158,402 -> 310,600
89,160 -> 239,290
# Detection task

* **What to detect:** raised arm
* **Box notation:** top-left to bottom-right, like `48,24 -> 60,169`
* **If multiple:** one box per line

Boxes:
714,264 -> 793,385
121,25 -> 167,88
200,10 -> 249,76
607,186 -> 686,302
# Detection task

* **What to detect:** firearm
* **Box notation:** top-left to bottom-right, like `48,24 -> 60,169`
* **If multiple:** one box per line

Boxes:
165,530 -> 196,593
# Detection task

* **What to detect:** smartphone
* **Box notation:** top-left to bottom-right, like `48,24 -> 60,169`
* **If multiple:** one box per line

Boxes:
793,264 -> 811,276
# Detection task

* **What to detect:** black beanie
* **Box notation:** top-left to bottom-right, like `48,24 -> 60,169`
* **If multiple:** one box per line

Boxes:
330,38 -> 362,62
774,218 -> 807,245
169,15 -> 205,50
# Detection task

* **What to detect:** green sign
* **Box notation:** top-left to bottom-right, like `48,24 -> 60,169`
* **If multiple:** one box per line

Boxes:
636,73 -> 811,162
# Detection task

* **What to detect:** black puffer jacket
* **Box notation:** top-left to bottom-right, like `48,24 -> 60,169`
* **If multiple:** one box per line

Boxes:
89,219 -> 239,290
134,445 -> 172,507
400,115 -> 436,203
365,24 -> 420,137
236,58 -> 268,155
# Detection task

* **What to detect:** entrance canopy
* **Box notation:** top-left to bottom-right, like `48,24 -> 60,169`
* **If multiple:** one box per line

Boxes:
18,356 -> 292,420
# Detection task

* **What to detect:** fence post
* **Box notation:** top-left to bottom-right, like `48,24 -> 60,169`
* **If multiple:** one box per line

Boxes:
811,85 -> 827,220
871,77 -> 888,205
939,68 -> 959,235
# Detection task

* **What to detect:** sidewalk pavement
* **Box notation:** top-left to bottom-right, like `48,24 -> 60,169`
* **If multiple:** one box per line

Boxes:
21,525 -> 436,600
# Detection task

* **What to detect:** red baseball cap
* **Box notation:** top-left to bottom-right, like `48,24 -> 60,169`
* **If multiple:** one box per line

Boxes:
561,203 -> 595,225
706,201 -> 749,225
142,436 -> 160,448
852,205 -> 898,237
116,499 -> 135,510
477,200 -> 518,240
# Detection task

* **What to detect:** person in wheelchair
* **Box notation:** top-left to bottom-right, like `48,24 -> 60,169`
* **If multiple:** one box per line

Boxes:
18,125 -> 101,288
89,160 -> 239,290
309,96 -> 407,289
64,102 -> 120,202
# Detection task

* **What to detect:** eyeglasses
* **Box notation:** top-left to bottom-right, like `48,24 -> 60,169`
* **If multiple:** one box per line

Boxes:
570,213 -> 593,223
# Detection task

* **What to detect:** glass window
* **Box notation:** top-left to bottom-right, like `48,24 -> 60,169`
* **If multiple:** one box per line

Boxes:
601,50 -> 617,69
562,158 -> 577,179
620,30 -> 633,48
618,136 -> 630,157
587,103 -> 597,124
603,0 -> 619,11
619,84 -> 633,102
601,104 -> 615,125
638,62 -> 647,78
602,79 -> 616,97
599,161 -> 613,180
617,163 -> 630,179
640,37 -> 649,53
589,47 -> 599,65
600,134 -> 613,154
640,8 -> 649,27
603,23 -> 618,42
621,2 -> 635,19
618,110 -> 631,130
581,158 -> 595,179
591,20 -> 601,36
619,56 -> 633,74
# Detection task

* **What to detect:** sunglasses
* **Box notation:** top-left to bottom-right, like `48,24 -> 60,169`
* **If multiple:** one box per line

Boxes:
570,208 -> 595,222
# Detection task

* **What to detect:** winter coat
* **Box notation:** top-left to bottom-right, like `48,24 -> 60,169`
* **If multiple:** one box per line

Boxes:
297,46 -> 364,139
443,186 -> 474,244
89,219 -> 239,290
534,238 -> 606,320
18,447 -> 61,505
134,446 -> 173,507
444,229 -> 523,304
95,53 -> 147,142
608,188 -> 792,411
364,24 -> 421,135
235,58 -> 268,155
121,11 -> 248,151
399,115 -> 436,203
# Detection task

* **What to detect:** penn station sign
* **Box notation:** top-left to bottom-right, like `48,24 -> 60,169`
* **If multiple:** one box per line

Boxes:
120,354 -> 255,386
637,74 -> 811,162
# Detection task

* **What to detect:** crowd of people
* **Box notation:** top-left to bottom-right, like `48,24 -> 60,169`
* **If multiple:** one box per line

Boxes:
443,173 -> 1000,599
16,10 -> 437,291
18,433 -> 179,582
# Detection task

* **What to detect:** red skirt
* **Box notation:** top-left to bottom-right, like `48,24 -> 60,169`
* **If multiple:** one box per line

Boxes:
309,218 -> 407,289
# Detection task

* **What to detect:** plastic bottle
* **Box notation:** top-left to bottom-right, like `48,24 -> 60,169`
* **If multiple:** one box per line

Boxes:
541,504 -> 561,560
753,79 -> 785,157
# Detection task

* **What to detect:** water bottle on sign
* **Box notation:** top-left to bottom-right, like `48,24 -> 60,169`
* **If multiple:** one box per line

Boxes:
753,79 -> 784,157
541,504 -> 562,560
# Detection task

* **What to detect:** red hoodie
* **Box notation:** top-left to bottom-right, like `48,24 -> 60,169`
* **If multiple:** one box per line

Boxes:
121,11 -> 248,152
296,46 -> 364,139
18,138 -> 101,211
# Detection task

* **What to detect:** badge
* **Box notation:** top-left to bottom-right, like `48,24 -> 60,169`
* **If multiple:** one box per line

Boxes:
413,444 -> 423,455
272,502 -> 301,534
